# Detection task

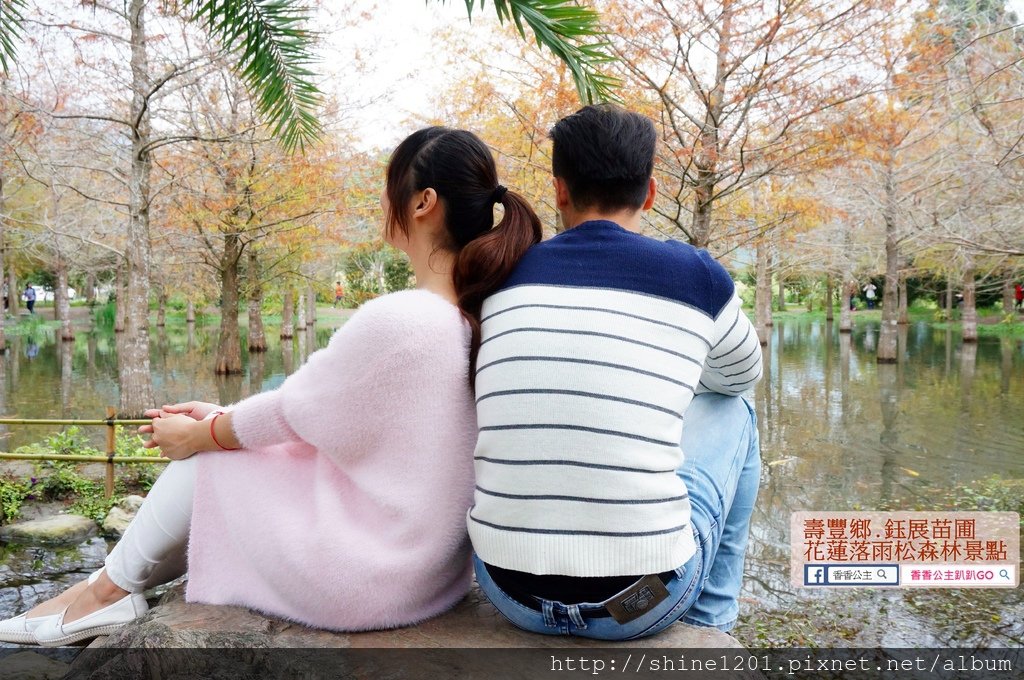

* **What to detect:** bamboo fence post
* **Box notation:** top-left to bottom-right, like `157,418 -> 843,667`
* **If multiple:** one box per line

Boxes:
105,406 -> 116,499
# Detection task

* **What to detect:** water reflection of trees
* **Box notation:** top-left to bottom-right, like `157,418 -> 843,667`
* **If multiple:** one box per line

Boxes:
0,322 -> 337,447
743,319 -> 1024,618
877,363 -> 898,507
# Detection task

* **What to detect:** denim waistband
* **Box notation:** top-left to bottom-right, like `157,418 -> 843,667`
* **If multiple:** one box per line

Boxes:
502,571 -> 678,619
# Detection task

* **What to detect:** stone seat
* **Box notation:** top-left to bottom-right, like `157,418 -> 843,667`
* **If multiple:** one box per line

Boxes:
3,583 -> 752,680
90,582 -> 740,649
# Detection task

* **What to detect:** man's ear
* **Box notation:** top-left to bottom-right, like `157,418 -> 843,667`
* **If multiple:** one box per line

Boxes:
412,188 -> 439,219
553,176 -> 572,210
642,177 -> 657,211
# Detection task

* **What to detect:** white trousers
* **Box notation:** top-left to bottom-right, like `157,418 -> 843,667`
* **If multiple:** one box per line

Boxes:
103,457 -> 197,593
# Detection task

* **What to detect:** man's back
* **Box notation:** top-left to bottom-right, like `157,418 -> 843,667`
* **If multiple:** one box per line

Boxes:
469,220 -> 762,578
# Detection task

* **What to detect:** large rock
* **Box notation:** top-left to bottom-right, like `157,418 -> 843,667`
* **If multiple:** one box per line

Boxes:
0,462 -> 36,479
117,495 -> 145,514
100,496 -> 144,537
10,501 -> 67,523
65,584 -> 756,680
0,651 -> 69,679
0,515 -> 96,546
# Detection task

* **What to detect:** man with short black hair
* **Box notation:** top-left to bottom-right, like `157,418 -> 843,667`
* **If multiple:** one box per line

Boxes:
469,104 -> 762,640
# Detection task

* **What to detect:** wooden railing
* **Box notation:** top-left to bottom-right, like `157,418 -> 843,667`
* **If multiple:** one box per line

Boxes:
0,408 -> 168,498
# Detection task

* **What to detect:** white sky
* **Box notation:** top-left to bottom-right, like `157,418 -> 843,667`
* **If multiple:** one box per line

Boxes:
324,0 -> 1024,152
321,1 -> 479,151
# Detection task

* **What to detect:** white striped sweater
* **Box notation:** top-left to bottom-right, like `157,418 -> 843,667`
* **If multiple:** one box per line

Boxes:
468,220 -> 762,577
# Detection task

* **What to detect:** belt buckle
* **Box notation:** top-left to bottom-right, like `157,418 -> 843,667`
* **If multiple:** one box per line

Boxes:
601,574 -> 671,624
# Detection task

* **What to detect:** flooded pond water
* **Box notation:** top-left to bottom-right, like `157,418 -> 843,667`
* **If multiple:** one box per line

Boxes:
745,319 -> 1024,646
1,315 -> 1022,646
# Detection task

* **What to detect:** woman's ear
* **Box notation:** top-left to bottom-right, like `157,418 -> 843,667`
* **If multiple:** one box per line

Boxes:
412,188 -> 439,219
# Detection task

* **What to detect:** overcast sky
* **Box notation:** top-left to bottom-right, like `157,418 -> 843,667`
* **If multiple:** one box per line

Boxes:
325,1 -> 1024,152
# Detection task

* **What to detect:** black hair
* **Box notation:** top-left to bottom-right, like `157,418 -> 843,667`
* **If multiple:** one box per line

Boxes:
548,103 -> 656,212
385,127 -> 542,380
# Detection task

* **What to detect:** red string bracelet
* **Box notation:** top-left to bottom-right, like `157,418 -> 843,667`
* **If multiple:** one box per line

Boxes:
210,411 -> 240,451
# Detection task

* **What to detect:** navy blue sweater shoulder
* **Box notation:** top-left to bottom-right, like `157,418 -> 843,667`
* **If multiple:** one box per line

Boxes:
499,220 -> 735,318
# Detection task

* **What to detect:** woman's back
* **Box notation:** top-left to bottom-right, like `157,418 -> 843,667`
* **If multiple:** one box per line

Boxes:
186,290 -> 478,631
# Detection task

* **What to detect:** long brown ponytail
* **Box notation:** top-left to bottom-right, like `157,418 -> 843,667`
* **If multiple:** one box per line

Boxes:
385,127 -> 542,384
453,188 -> 541,379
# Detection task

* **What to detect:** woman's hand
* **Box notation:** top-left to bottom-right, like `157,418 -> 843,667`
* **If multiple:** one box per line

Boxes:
143,401 -> 221,422
142,413 -> 203,460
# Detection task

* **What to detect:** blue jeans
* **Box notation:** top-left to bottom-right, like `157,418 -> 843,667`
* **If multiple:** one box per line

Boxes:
474,393 -> 760,640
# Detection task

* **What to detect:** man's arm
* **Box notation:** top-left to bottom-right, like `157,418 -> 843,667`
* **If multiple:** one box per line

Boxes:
698,294 -> 762,396
694,252 -> 763,396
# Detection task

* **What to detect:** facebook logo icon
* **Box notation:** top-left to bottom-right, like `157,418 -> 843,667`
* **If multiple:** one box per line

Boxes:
804,565 -> 827,585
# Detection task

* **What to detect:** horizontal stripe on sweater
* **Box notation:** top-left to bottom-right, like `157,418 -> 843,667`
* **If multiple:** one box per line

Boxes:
469,513 -> 689,538
475,485 -> 688,505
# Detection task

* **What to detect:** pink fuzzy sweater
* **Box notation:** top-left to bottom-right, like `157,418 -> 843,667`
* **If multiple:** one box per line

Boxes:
184,290 -> 478,631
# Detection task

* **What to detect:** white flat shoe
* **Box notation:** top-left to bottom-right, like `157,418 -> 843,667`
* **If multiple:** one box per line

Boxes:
0,568 -> 105,644
33,592 -> 148,647
0,613 -> 60,644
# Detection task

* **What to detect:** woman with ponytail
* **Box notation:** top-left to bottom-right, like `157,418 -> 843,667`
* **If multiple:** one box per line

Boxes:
1,127 -> 541,646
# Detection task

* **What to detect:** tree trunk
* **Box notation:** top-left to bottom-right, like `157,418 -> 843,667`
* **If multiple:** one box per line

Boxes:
156,289 -> 167,327
776,274 -> 785,312
0,175 -> 5,353
877,163 -> 899,364
945,271 -> 954,319
185,299 -> 195,324
280,287 -> 294,339
85,272 -> 96,306
305,286 -> 316,327
825,275 -> 833,322
686,0 -> 732,250
114,264 -> 127,332
215,232 -> 243,374
897,272 -> 908,325
118,0 -> 156,417
962,258 -> 977,343
754,237 -> 771,344
839,277 -> 853,332
282,335 -> 295,375
247,249 -> 267,352
7,268 -> 16,316
55,257 -> 74,342
690,198 -> 712,249
1002,278 -> 1014,315
295,291 -> 306,331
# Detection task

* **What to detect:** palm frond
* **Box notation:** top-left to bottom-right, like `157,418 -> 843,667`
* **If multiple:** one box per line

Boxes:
186,0 -> 323,152
462,0 -> 619,103
0,0 -> 27,74
0,0 -> 615,150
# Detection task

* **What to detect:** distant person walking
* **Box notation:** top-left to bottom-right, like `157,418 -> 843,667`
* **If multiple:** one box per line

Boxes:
862,282 -> 877,309
1015,283 -> 1023,311
334,281 -> 345,307
23,283 -> 36,314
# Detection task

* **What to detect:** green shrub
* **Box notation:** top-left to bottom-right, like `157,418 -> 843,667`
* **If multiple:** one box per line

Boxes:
0,478 -> 31,524
1,426 -> 160,524
93,301 -> 117,327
